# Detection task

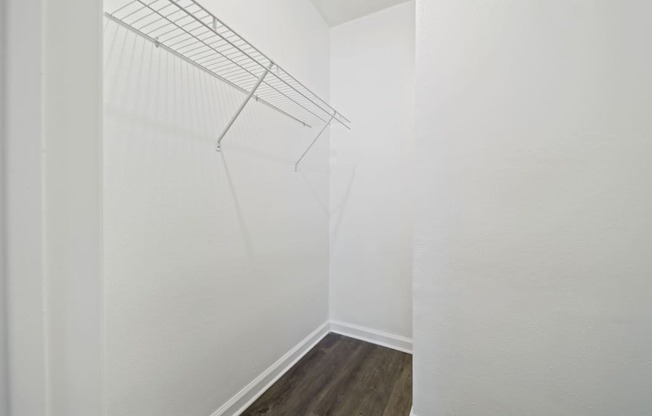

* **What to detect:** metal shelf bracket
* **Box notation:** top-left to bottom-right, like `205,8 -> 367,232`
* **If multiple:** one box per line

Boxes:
216,61 -> 274,152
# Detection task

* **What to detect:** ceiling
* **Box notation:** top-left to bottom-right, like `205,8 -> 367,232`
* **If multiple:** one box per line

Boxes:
311,0 -> 411,27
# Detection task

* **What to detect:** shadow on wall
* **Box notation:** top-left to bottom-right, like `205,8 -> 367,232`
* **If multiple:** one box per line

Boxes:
330,165 -> 357,246
102,19 -> 331,416
103,19 -> 330,257
297,166 -> 329,215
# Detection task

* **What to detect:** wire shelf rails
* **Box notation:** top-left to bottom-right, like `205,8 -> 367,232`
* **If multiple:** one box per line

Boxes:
105,0 -> 350,166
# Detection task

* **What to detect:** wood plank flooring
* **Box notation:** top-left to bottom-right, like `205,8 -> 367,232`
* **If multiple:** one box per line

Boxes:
242,333 -> 412,416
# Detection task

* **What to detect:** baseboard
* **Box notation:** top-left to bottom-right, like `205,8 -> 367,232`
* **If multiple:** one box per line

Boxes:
329,320 -> 412,354
410,407 -> 416,416
211,321 -> 330,416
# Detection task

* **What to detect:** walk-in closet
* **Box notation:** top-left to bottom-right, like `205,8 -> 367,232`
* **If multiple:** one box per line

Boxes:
3,0 -> 651,415
102,0 -> 413,414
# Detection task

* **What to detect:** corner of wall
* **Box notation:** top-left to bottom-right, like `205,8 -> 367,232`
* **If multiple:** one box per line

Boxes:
329,321 -> 413,354
212,321 -> 330,416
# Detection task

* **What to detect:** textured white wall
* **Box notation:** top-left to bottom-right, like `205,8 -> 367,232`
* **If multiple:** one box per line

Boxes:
330,2 -> 414,339
0,0 -> 7,413
103,0 -> 330,415
4,1 -> 48,414
311,0 -> 411,26
413,1 -> 652,415
5,0 -> 104,414
43,0 -> 104,414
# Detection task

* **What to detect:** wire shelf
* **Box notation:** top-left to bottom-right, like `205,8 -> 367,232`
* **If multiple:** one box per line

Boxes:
105,0 -> 351,151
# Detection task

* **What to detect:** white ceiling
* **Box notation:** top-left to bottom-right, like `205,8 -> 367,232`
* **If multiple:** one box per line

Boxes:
311,0 -> 411,27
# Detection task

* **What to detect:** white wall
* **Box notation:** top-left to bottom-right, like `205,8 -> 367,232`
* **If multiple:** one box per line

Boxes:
103,0 -> 330,415
43,0 -> 104,414
4,1 -> 48,414
413,1 -> 652,415
330,2 -> 414,341
4,0 -> 104,414
0,0 -> 7,412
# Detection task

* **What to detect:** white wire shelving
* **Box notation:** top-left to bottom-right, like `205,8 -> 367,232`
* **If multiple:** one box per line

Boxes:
105,0 -> 350,169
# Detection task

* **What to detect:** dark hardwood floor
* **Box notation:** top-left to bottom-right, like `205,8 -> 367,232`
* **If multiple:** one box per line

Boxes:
242,333 -> 412,416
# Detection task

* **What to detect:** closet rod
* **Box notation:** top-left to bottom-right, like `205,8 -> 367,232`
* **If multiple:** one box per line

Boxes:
105,0 -> 351,166
136,0 -> 334,127
104,12 -> 311,128
176,0 -> 351,128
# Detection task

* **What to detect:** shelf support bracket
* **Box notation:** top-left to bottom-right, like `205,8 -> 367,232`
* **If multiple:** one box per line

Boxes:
216,61 -> 274,152
294,111 -> 336,171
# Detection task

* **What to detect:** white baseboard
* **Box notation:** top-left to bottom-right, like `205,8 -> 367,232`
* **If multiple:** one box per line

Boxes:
329,320 -> 412,354
211,321 -> 330,416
